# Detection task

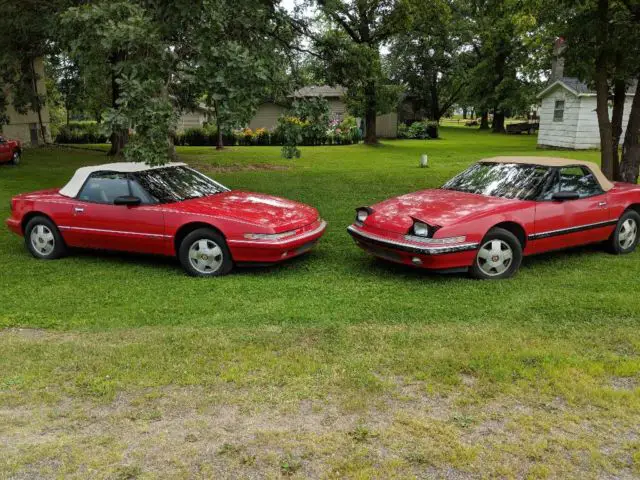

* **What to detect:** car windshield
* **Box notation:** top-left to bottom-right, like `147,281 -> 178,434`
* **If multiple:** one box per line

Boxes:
132,166 -> 229,204
442,162 -> 551,200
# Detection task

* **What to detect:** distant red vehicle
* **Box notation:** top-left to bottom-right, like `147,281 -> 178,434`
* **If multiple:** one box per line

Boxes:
6,162 -> 326,276
0,136 -> 22,165
348,157 -> 640,279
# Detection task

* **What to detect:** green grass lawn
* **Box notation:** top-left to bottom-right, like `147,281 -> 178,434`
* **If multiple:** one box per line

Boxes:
1,128 -> 639,479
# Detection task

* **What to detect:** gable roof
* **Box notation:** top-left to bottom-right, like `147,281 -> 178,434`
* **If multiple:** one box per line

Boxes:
538,77 -> 637,99
290,85 -> 346,98
59,162 -> 187,198
482,156 -> 614,191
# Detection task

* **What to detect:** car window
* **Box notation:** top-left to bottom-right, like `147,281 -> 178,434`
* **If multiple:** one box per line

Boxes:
442,162 -> 551,200
78,172 -> 130,204
129,178 -> 157,204
539,166 -> 603,200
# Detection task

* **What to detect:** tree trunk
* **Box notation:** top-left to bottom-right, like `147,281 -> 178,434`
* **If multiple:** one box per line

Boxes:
107,52 -> 127,157
492,110 -> 506,133
364,81 -> 377,144
462,107 -> 467,120
594,0 -> 614,179
479,111 -> 489,130
214,101 -> 224,150
620,78 -> 640,183
430,73 -> 440,122
30,58 -> 47,144
611,79 -> 626,179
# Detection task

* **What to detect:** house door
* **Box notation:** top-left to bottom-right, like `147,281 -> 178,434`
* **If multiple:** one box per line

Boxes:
29,123 -> 39,146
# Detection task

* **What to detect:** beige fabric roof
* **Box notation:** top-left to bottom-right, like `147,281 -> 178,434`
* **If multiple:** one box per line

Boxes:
482,156 -> 614,192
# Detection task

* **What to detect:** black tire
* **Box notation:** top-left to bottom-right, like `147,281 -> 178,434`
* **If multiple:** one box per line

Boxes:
24,216 -> 67,260
178,228 -> 233,277
608,210 -> 640,255
9,150 -> 20,165
469,227 -> 523,280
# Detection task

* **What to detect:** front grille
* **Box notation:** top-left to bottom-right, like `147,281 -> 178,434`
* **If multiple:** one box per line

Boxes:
357,241 -> 402,262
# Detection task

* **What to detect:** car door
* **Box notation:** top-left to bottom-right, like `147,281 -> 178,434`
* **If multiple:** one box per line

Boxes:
63,171 -> 168,254
530,166 -> 611,253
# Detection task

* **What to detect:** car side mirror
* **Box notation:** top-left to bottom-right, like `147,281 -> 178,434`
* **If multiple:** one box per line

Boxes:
113,195 -> 142,206
552,191 -> 580,201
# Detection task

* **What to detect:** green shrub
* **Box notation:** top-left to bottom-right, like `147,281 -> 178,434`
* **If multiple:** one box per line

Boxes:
55,122 -> 109,144
277,116 -> 304,159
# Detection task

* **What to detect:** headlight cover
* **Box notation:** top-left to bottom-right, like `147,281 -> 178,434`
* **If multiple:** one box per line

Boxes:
355,207 -> 372,225
411,221 -> 431,237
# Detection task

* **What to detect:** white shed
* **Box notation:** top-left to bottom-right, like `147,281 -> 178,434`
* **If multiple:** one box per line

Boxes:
537,77 -> 636,150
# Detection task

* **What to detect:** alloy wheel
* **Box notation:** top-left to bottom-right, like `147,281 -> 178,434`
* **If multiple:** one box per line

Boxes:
476,239 -> 513,277
30,225 -> 55,256
188,238 -> 224,274
619,218 -> 638,250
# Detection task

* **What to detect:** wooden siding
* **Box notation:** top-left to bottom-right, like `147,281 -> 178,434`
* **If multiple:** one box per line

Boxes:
249,103 -> 287,130
538,84 -> 635,150
376,112 -> 398,138
1,57 -> 51,145
177,111 -> 206,132
537,86 -> 580,149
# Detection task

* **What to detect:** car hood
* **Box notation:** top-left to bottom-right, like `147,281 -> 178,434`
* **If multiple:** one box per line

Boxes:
163,191 -> 319,232
365,189 -> 521,234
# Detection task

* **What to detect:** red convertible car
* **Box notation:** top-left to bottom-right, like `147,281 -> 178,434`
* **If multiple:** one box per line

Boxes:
0,136 -> 22,165
6,162 -> 326,276
348,157 -> 640,279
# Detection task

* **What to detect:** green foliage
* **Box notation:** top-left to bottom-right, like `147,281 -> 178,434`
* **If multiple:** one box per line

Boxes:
399,121 -> 439,140
277,116 -> 305,158
291,98 -> 331,146
55,122 -> 109,144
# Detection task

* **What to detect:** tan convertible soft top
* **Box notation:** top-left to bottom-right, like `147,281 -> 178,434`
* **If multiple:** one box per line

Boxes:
482,156 -> 614,192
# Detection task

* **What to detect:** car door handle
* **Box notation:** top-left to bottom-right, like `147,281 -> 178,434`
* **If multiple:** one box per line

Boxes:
74,207 -> 85,213
598,202 -> 607,207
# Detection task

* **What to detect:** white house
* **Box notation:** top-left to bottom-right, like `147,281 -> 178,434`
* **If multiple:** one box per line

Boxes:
537,77 -> 636,150
537,38 -> 636,150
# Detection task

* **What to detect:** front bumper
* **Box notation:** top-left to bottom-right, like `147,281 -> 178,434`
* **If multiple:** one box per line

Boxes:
6,217 -> 21,236
347,224 -> 479,269
229,220 -> 327,263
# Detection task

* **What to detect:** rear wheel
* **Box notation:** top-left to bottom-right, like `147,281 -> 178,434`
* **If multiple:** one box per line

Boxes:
9,150 -> 20,165
178,228 -> 233,277
469,228 -> 523,280
609,210 -> 639,255
24,216 -> 67,260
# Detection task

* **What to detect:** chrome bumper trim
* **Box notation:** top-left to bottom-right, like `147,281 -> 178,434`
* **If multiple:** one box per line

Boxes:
347,225 -> 479,256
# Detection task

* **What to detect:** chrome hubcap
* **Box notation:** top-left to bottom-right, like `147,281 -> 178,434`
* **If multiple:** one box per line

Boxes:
188,239 -> 223,274
12,152 -> 19,164
477,239 -> 513,276
30,225 -> 55,256
619,219 -> 638,250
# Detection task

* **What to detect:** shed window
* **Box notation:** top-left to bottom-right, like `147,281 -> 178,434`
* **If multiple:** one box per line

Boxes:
553,100 -> 565,122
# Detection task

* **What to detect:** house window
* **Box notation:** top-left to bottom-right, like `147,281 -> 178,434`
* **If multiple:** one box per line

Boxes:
553,100 -> 565,122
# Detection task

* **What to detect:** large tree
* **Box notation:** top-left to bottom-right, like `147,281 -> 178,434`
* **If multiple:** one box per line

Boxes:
311,0 -> 410,144
388,0 -> 472,122
460,0 -> 549,133
560,0 -> 640,180
0,0 -> 75,143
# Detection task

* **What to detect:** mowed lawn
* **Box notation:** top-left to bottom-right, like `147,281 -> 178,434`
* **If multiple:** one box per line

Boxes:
1,128 -> 639,479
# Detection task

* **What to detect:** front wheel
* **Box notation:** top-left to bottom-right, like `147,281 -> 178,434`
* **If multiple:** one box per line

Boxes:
609,210 -> 640,255
469,228 -> 523,280
178,228 -> 233,277
24,216 -> 67,260
9,150 -> 20,165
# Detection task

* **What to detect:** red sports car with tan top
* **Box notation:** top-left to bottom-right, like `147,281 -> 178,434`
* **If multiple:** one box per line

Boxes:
6,162 -> 326,276
348,157 -> 640,279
